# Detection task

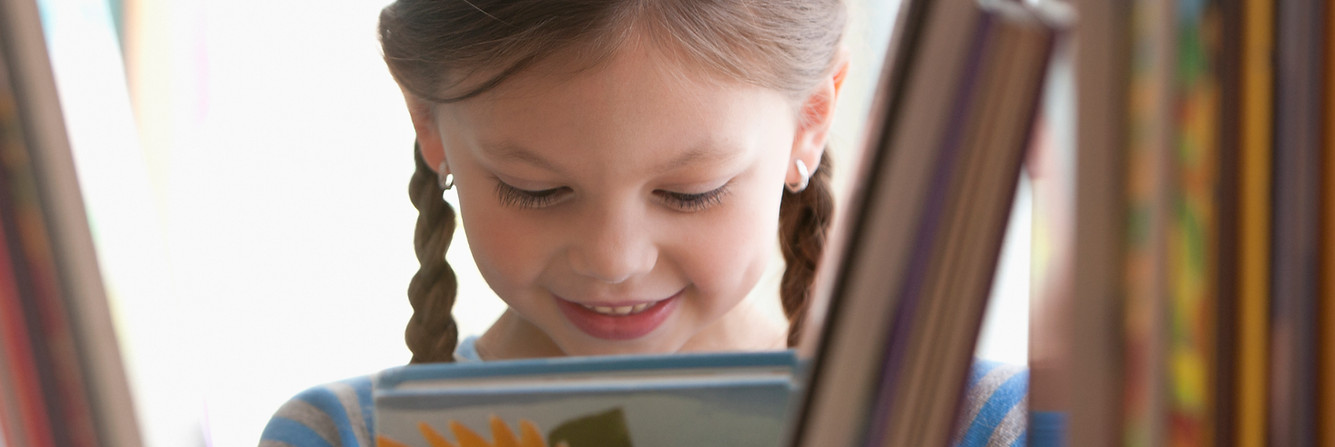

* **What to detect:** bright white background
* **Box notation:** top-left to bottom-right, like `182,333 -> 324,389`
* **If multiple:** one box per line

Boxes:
38,0 -> 1027,445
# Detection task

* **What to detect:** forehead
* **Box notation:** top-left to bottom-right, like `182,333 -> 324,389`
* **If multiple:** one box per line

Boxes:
437,44 -> 796,168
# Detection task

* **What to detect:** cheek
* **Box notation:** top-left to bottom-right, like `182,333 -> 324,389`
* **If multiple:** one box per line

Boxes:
455,189 -> 550,297
677,185 -> 782,298
679,151 -> 790,295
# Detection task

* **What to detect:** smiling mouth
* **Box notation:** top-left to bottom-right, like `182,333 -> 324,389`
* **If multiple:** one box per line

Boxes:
555,291 -> 682,340
577,301 -> 660,316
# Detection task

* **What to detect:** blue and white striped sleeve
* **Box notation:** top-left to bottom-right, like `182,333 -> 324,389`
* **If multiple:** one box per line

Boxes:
259,376 -> 376,447
953,360 -> 1029,447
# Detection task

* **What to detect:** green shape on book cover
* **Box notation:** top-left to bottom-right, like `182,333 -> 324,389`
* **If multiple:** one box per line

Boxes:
547,407 -> 633,447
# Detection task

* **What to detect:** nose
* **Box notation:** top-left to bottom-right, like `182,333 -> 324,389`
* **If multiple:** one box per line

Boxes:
567,205 -> 658,284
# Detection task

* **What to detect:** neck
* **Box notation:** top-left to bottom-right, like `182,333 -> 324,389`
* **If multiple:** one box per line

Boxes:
679,293 -> 789,353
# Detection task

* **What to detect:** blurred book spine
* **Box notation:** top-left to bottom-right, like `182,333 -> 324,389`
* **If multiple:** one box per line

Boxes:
1120,0 -> 1173,444
1165,0 -> 1220,445
1062,0 -> 1330,444
1235,0 -> 1273,445
1323,1 -> 1335,444
0,0 -> 141,445
1270,0 -> 1324,445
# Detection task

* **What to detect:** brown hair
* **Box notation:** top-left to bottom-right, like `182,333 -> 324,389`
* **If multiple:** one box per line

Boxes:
382,0 -> 845,363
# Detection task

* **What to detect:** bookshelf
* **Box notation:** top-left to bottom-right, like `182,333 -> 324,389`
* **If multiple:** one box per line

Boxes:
1051,0 -> 1334,445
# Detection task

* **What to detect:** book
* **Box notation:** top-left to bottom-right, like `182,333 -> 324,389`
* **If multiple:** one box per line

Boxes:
789,1 -> 1062,446
1213,1 -> 1243,444
1065,0 -> 1128,445
0,0 -> 141,445
1271,0 -> 1324,445
373,350 -> 799,447
1236,0 -> 1274,444
1120,0 -> 1174,444
1322,2 -> 1335,444
1026,33 -> 1076,447
1165,0 -> 1221,444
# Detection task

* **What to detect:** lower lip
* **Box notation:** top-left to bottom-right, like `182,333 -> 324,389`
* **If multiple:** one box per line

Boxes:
555,292 -> 680,341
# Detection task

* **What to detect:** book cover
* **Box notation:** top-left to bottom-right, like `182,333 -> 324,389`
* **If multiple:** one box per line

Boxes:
373,350 -> 799,447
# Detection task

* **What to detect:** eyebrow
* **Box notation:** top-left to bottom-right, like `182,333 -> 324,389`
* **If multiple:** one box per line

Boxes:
659,145 -> 740,171
485,142 -> 742,173
488,143 -> 561,172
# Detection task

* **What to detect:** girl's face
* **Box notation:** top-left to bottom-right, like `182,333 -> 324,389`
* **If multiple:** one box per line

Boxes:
410,43 -> 837,357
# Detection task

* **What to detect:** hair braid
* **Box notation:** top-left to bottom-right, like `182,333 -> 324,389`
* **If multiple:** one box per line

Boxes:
405,142 -> 460,363
778,154 -> 834,347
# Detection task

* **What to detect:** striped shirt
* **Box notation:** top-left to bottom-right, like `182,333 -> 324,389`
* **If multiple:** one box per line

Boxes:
259,339 -> 1030,447
953,360 -> 1028,447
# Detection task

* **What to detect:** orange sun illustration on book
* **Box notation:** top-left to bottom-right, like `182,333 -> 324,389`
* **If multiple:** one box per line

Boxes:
376,416 -> 565,447
377,408 -> 633,447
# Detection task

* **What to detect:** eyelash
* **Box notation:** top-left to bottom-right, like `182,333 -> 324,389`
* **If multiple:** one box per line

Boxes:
493,181 -> 731,212
655,184 -> 731,212
495,182 -> 569,209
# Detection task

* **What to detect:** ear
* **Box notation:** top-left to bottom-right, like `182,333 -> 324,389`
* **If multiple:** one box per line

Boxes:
403,89 -> 449,175
788,53 -> 850,185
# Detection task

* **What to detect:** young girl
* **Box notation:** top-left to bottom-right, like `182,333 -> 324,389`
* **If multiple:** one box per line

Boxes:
391,0 -> 842,362
261,1 -> 1026,445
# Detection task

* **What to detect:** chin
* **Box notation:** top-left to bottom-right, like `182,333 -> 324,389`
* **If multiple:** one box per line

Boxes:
555,334 -> 688,357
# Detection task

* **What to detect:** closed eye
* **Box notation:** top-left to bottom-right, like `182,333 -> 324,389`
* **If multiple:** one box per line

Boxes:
655,183 -> 731,212
495,181 -> 570,209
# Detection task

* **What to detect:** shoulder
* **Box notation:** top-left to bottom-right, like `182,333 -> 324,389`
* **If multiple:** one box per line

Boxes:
454,335 -> 482,362
259,376 -> 375,447
954,359 -> 1028,447
260,338 -> 481,446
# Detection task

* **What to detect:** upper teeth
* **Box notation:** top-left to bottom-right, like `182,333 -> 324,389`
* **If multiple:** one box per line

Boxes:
582,302 -> 654,316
